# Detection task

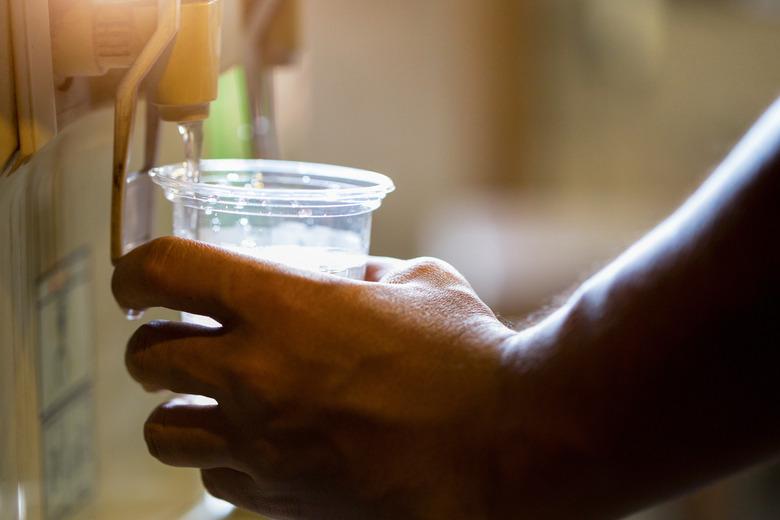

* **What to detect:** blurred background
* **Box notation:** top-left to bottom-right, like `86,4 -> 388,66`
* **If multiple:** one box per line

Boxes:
260,0 -> 780,517
4,1 -> 779,518
267,0 -> 780,318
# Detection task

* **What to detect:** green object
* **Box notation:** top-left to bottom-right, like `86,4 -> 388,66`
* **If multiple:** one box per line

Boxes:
203,66 -> 253,159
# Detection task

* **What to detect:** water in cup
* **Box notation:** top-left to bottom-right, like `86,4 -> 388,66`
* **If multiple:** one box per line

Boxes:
152,157 -> 394,329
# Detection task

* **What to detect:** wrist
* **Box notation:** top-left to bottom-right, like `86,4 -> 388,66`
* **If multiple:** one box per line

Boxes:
486,307 -> 611,518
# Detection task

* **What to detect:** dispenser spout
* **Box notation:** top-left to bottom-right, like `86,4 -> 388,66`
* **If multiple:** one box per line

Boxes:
150,0 -> 223,123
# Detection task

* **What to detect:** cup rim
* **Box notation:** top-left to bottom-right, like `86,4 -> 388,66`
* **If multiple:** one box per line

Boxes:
150,159 -> 395,202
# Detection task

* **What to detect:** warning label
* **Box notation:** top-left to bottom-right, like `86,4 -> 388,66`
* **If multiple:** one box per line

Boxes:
37,250 -> 95,520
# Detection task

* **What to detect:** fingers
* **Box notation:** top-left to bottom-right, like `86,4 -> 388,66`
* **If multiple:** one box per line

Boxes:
126,320 -> 231,397
201,468 -> 302,519
201,468 -> 263,513
364,256 -> 406,282
112,236 -> 260,323
144,396 -> 234,469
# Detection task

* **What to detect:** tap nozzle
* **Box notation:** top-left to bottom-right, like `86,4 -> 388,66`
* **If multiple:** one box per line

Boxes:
150,0 -> 223,122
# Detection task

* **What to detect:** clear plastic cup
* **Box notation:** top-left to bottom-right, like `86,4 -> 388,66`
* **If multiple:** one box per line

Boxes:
151,159 -> 394,326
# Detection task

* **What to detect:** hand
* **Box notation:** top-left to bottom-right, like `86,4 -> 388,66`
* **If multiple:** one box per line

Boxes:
112,237 -> 517,519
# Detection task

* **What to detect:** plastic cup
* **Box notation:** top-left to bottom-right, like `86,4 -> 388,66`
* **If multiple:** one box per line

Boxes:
151,159 -> 394,326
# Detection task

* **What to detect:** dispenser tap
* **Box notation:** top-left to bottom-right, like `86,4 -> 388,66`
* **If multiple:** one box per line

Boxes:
149,0 -> 223,123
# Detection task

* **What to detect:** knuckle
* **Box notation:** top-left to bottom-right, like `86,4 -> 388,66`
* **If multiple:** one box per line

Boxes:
444,284 -> 487,312
392,257 -> 464,287
217,264 -> 254,312
409,257 -> 445,275
141,236 -> 180,284
113,236 -> 181,305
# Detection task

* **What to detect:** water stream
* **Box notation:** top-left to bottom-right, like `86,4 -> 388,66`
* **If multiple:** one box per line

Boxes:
178,121 -> 204,183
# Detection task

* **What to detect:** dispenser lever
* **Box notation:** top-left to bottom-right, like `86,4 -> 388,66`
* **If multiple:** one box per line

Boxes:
111,0 -> 181,264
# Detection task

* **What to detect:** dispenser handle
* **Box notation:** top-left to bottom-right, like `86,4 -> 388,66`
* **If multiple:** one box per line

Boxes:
120,102 -> 160,259
111,0 -> 181,264
143,103 -> 162,173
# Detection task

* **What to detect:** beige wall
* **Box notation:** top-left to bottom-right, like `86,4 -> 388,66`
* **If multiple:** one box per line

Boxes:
275,0 -> 780,315
275,0 -> 538,258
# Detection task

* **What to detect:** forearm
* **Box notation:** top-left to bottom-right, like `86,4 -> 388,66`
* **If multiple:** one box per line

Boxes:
494,98 -> 780,518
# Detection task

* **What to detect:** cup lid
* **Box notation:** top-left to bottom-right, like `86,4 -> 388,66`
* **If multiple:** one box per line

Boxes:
150,159 -> 395,216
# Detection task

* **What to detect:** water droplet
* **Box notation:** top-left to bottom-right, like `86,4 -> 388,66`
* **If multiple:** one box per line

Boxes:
298,208 -> 313,218
124,308 -> 144,321
239,217 -> 249,226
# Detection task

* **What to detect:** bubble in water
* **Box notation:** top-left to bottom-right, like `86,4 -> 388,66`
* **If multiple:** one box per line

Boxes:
212,225 -> 221,233
165,192 -> 175,201
227,172 -> 240,182
241,238 -> 257,248
207,195 -> 218,204
204,207 -> 213,216
211,217 -> 221,225
302,175 -> 311,184
252,172 -> 265,190
297,208 -> 313,218
236,198 -> 246,209
239,217 -> 249,226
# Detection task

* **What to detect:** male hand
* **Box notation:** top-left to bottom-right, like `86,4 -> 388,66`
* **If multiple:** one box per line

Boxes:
112,236 -> 517,519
